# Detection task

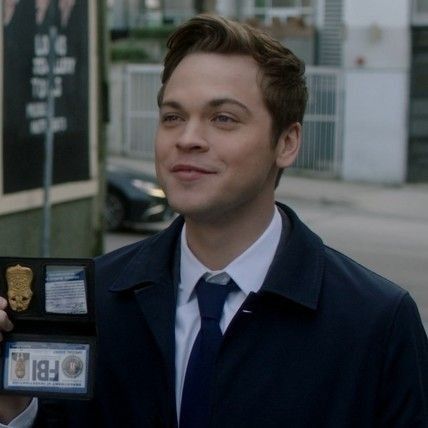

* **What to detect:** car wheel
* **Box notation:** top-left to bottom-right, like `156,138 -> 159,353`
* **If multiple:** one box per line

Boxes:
105,191 -> 125,231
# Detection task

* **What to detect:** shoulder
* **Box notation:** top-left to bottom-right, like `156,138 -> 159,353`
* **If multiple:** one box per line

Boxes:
94,236 -> 153,282
279,202 -> 413,327
323,245 -> 407,306
317,243 -> 417,344
277,202 -> 407,314
93,215 -> 184,292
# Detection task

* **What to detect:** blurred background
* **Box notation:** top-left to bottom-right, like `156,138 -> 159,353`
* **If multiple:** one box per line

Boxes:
0,0 -> 427,328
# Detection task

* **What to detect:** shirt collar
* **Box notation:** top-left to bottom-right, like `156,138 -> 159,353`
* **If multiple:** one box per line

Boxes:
179,207 -> 283,304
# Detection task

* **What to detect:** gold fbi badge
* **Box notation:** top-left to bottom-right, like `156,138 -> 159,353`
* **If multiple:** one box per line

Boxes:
6,264 -> 33,312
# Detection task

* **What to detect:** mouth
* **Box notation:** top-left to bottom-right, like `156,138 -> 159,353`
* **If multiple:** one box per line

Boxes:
170,164 -> 216,180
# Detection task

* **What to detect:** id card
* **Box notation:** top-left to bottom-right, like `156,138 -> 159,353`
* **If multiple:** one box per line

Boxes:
3,341 -> 90,394
45,265 -> 88,314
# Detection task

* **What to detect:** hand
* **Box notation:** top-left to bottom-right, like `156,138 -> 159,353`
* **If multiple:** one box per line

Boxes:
0,296 -> 13,341
0,296 -> 32,424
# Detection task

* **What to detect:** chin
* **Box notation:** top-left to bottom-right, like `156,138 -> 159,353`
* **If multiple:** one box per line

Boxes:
168,199 -> 215,221
169,203 -> 205,218
167,192 -> 207,210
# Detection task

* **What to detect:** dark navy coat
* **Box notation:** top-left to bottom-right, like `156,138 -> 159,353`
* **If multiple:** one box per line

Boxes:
38,203 -> 428,427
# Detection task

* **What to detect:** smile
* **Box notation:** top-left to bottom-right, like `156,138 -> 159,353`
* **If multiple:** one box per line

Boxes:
170,164 -> 216,180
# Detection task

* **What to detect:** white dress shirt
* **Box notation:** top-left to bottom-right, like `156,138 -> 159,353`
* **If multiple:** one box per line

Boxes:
0,398 -> 37,428
175,206 -> 283,416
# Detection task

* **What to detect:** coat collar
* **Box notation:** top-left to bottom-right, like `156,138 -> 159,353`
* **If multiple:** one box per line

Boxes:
108,203 -> 324,310
259,203 -> 324,310
109,215 -> 184,292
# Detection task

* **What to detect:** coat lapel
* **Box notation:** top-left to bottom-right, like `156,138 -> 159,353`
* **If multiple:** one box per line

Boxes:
133,240 -> 181,388
133,279 -> 177,414
108,217 -> 184,418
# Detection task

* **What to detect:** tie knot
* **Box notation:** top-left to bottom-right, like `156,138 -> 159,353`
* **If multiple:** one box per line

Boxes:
195,273 -> 234,322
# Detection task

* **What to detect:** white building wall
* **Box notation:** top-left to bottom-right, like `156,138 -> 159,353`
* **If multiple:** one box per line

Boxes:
342,0 -> 411,183
343,71 -> 408,183
315,0 -> 326,27
345,0 -> 410,26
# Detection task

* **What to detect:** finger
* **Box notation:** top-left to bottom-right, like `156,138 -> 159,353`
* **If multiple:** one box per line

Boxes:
0,310 -> 13,332
0,296 -> 7,310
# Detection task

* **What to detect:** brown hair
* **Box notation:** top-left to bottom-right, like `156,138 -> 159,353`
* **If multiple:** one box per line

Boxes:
158,14 -> 308,144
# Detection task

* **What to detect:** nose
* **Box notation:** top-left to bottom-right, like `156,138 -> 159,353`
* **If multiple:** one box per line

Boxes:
176,120 -> 208,152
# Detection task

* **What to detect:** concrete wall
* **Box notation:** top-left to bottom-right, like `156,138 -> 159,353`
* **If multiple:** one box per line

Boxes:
343,0 -> 410,69
343,71 -> 408,183
0,198 -> 100,258
342,0 -> 411,183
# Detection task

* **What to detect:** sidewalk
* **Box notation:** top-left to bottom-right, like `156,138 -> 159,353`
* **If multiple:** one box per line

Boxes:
278,175 -> 428,223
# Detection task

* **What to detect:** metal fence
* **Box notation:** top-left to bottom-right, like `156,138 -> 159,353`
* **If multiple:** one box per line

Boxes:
297,66 -> 344,175
109,64 -> 344,176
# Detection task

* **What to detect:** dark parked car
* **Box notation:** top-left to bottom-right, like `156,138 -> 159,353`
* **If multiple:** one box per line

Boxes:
105,164 -> 174,231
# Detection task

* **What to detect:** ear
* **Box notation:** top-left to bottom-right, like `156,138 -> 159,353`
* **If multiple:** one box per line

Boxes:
274,122 -> 302,169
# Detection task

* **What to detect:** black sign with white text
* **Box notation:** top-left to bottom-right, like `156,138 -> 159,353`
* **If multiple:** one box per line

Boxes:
3,0 -> 89,194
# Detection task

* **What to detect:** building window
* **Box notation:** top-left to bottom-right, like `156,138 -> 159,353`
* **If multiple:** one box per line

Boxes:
415,0 -> 428,13
252,0 -> 314,25
413,0 -> 428,25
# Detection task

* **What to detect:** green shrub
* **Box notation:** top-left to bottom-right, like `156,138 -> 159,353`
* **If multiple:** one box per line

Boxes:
111,39 -> 150,62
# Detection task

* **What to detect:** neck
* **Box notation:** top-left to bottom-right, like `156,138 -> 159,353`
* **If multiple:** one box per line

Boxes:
185,203 -> 276,271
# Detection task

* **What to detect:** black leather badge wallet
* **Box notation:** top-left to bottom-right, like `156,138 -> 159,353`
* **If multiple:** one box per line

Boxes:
0,257 -> 96,399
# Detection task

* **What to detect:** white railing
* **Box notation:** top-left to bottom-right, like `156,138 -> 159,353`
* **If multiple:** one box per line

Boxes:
296,66 -> 344,175
108,63 -> 344,176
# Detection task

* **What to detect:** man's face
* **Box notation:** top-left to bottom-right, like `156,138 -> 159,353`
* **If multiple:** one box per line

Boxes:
155,53 -> 284,224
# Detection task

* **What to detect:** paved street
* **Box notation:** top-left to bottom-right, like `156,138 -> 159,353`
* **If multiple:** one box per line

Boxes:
105,157 -> 428,329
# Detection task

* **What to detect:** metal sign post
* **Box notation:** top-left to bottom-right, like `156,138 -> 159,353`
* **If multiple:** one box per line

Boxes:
42,18 -> 57,257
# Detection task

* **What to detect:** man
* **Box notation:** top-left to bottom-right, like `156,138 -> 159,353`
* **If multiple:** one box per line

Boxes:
1,14 -> 427,427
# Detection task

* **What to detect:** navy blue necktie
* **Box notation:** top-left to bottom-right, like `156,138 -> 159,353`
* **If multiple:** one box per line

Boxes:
179,273 -> 235,428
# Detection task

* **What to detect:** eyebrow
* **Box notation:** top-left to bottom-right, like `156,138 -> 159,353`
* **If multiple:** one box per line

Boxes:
160,98 -> 250,114
159,100 -> 182,110
208,98 -> 250,114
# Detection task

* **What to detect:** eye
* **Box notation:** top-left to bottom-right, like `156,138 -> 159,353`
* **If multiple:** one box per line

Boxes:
161,113 -> 183,125
211,114 -> 240,130
163,114 -> 178,121
213,114 -> 236,123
